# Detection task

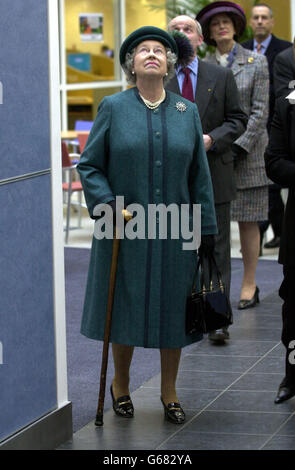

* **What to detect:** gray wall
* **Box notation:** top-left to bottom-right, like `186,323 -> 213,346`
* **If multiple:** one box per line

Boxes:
0,0 -> 57,442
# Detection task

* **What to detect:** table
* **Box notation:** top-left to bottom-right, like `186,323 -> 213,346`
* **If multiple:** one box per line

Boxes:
61,130 -> 90,140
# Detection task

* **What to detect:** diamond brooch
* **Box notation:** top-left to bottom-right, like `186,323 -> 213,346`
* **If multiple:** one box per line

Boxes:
175,101 -> 187,113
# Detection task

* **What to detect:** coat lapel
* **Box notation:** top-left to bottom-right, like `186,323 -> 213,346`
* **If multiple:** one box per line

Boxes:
265,35 -> 280,65
230,44 -> 247,77
196,60 -> 217,120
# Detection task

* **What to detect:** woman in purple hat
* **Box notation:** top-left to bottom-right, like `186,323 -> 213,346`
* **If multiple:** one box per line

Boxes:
197,1 -> 270,310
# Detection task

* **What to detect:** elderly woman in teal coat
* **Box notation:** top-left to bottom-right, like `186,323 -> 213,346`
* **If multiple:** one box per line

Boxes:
77,26 -> 217,425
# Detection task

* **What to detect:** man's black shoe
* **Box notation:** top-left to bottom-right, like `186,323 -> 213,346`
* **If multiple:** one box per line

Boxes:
264,236 -> 280,249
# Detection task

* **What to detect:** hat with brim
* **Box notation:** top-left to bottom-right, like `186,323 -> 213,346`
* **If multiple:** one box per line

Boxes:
196,1 -> 246,46
119,26 -> 178,65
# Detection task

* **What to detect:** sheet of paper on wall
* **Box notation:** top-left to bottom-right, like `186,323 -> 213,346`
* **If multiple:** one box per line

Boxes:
79,13 -> 103,42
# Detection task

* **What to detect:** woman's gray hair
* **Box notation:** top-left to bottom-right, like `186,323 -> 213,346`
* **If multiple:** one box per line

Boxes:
122,47 -> 177,86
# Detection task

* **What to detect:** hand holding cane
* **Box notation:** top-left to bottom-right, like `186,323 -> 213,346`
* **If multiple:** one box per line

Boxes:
95,209 -> 132,426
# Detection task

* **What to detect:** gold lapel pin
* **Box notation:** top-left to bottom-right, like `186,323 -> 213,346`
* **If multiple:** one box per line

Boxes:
248,57 -> 254,63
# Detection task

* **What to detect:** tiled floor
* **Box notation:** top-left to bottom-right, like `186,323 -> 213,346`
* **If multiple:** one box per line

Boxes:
59,211 -> 295,450
59,290 -> 295,450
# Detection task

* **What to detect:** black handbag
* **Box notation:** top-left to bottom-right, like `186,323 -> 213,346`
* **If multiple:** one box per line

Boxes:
185,288 -> 206,335
186,252 -> 233,335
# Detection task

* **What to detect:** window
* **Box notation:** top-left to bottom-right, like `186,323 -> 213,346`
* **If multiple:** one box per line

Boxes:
59,0 -> 166,129
59,0 -> 125,129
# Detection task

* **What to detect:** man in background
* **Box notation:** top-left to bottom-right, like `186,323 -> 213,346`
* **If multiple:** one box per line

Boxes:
273,37 -> 295,98
265,85 -> 295,404
167,15 -> 247,344
242,4 -> 292,253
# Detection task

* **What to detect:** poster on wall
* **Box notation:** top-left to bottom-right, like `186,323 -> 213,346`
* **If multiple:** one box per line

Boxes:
79,13 -> 103,42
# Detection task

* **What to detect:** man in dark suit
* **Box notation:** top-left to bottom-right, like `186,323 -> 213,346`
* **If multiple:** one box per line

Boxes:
242,4 -> 292,252
167,15 -> 247,343
273,39 -> 295,98
265,92 -> 295,404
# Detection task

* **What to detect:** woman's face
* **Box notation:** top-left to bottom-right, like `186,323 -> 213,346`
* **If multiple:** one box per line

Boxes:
209,13 -> 236,44
133,40 -> 167,81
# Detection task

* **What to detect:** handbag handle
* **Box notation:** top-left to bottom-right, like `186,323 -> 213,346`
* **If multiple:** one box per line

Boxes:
191,251 -> 225,295
191,252 -> 209,296
208,252 -> 225,293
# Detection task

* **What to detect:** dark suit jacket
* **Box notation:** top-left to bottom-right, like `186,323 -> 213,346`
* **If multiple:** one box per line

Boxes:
265,97 -> 295,266
166,61 -> 247,204
273,46 -> 295,99
242,35 -> 292,130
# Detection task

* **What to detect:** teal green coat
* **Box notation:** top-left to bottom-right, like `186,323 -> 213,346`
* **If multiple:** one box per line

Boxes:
77,88 -> 217,348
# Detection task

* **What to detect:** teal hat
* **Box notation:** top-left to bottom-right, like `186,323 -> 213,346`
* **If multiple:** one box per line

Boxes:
119,26 -> 178,65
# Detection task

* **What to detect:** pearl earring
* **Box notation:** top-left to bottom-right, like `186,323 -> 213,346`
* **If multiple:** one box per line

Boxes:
132,71 -> 135,75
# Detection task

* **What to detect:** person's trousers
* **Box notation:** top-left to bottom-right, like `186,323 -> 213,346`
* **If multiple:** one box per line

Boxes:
279,265 -> 295,383
201,202 -> 231,334
213,202 -> 231,298
259,184 -> 284,237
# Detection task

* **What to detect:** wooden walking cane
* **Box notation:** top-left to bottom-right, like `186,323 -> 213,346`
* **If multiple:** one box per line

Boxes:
95,209 -> 132,426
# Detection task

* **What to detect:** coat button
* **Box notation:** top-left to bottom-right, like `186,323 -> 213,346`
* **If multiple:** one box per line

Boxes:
156,160 -> 162,167
154,108 -> 159,114
155,188 -> 160,195
155,131 -> 161,138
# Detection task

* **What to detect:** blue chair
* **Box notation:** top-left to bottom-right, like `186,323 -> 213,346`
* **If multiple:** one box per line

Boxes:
75,120 -> 93,131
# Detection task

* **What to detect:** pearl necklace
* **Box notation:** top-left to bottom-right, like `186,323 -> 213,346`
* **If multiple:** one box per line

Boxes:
139,89 -> 166,110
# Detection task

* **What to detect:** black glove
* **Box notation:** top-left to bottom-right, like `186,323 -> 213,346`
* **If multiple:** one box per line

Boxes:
198,234 -> 215,258
108,199 -> 120,225
108,200 -> 130,226
91,199 -> 117,221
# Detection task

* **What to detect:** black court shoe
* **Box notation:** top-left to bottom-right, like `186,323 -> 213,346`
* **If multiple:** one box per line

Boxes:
110,384 -> 134,418
161,397 -> 185,424
238,286 -> 260,310
264,236 -> 280,249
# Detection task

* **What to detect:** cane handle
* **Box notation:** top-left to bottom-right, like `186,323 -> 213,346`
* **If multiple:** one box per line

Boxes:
122,209 -> 132,221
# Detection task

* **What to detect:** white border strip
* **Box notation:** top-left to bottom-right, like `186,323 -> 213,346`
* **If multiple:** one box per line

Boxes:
48,0 -> 69,408
59,0 -> 68,130
120,0 -> 127,90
